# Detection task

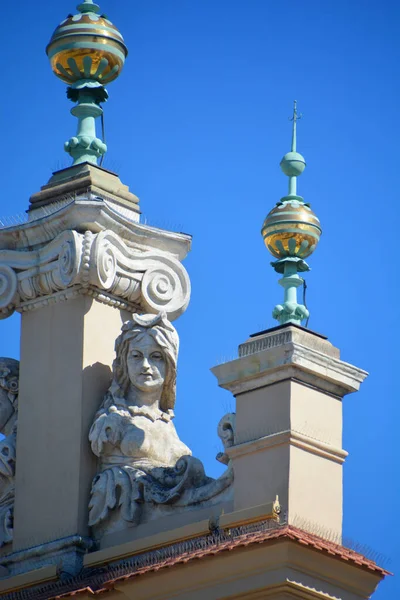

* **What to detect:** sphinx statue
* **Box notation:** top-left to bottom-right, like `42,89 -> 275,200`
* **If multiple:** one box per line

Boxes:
0,358 -> 19,548
89,314 -> 234,537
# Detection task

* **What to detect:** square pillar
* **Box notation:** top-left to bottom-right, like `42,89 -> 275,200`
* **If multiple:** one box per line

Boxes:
212,325 -> 367,541
11,297 -> 131,566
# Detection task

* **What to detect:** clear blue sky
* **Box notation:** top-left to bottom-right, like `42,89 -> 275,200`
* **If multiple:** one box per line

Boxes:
2,0 -> 398,596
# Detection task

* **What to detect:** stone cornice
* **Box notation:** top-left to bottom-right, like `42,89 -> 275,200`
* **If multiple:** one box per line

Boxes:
0,229 -> 190,321
212,327 -> 367,398
239,327 -> 339,360
0,197 -> 191,261
226,430 -> 348,464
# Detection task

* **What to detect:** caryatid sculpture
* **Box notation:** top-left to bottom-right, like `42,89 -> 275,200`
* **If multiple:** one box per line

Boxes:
0,358 -> 19,547
89,314 -> 234,537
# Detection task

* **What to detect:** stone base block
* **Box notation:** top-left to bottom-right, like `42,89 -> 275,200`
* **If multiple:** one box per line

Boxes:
29,162 -> 140,215
0,535 -> 92,578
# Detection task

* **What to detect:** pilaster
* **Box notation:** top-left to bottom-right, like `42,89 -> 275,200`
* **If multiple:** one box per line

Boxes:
9,298 -> 129,565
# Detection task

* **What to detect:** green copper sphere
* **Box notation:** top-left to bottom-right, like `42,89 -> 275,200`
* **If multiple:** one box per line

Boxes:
261,200 -> 321,259
46,4 -> 128,85
280,151 -> 306,177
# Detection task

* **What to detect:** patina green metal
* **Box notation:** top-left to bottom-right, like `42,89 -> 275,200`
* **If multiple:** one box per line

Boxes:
279,100 -> 306,202
65,82 -> 108,165
261,101 -> 322,326
272,257 -> 309,325
77,0 -> 100,13
46,0 -> 128,166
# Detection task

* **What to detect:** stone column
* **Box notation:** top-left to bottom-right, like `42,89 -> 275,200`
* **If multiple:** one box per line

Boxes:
0,165 -> 191,575
212,324 -> 367,541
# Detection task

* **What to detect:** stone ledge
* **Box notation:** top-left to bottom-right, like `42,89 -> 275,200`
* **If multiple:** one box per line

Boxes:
84,501 -> 281,568
0,198 -> 191,261
212,335 -> 368,398
84,519 -> 211,567
0,565 -> 58,592
226,430 -> 348,464
0,535 -> 92,576
218,501 -> 281,530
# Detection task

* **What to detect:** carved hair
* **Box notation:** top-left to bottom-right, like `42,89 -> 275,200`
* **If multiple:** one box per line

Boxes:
110,313 -> 179,412
0,358 -> 19,407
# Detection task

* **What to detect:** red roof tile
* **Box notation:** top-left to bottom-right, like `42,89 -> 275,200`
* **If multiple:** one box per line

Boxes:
51,525 -> 390,599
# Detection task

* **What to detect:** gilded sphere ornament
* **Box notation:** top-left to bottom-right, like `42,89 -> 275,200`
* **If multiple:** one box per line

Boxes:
280,151 -> 306,177
46,2 -> 128,85
261,200 -> 321,260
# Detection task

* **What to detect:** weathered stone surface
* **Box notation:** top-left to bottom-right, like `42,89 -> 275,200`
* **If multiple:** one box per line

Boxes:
89,313 -> 233,539
0,167 -> 192,323
29,163 -> 140,212
214,325 -> 367,398
0,229 -> 190,321
238,325 -> 339,359
0,359 -> 19,548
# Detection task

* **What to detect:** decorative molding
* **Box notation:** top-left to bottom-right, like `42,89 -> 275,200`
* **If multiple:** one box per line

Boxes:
212,336 -> 368,398
290,343 -> 367,385
226,429 -> 348,464
0,230 -> 190,321
16,286 -> 142,315
239,331 -> 293,357
238,326 -> 340,360
0,196 -> 191,261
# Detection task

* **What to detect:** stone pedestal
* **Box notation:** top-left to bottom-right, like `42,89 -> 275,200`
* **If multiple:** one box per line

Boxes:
212,324 -> 368,541
29,163 -> 140,214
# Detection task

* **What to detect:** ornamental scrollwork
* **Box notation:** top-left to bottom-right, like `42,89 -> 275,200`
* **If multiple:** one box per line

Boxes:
0,230 -> 190,321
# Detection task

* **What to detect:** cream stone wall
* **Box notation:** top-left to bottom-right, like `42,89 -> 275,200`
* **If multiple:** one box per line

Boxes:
231,444 -> 290,514
230,380 -> 345,537
13,297 -> 131,550
290,381 -> 343,447
289,444 -> 343,535
235,380 -> 291,444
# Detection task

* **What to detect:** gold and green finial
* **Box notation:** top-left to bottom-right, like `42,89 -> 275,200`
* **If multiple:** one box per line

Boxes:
46,1 -> 128,165
261,101 -> 322,326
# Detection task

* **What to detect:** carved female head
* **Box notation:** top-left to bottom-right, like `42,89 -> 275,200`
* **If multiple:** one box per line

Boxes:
112,313 -> 179,413
0,358 -> 19,433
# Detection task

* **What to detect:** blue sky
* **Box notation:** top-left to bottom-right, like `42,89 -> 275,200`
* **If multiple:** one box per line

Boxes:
2,0 -> 398,596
